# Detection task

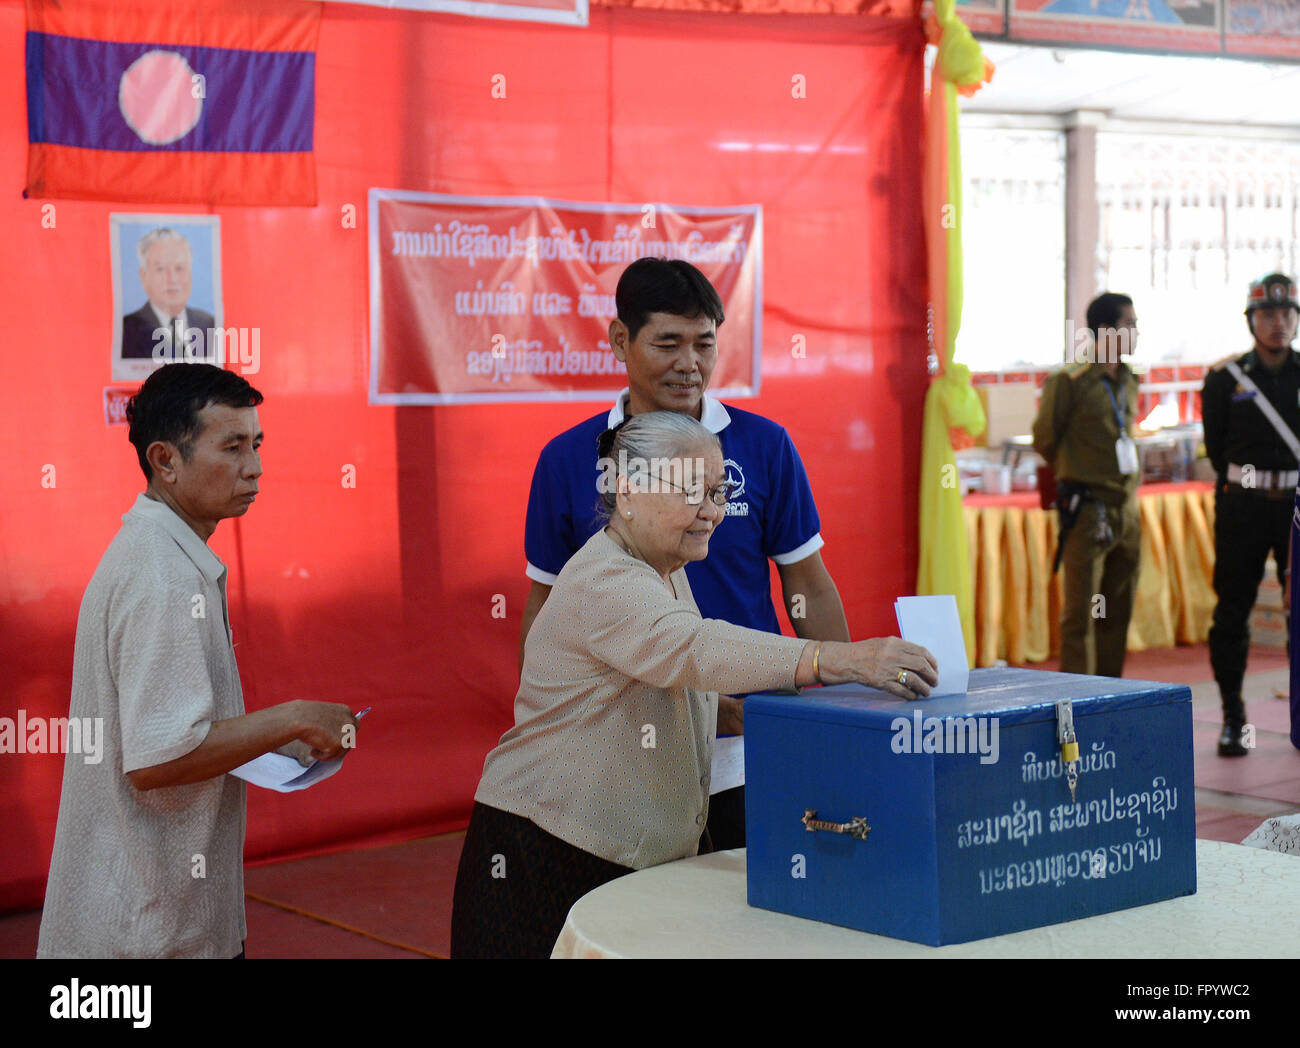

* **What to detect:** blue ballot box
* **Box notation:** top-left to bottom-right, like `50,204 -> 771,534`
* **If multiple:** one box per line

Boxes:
744,667 -> 1196,946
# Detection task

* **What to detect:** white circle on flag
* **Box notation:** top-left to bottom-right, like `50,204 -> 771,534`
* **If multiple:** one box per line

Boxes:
118,50 -> 203,145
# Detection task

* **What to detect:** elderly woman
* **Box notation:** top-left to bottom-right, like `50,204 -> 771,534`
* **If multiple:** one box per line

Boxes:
450,411 -> 937,958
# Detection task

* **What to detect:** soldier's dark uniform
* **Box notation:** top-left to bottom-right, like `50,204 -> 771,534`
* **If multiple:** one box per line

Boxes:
1201,277 -> 1300,756
1033,359 -> 1142,677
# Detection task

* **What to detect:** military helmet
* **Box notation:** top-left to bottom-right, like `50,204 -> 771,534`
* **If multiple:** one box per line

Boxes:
1245,273 -> 1300,315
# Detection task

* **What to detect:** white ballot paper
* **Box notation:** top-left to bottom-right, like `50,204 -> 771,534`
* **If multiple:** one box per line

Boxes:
229,708 -> 367,792
710,735 -> 745,795
229,750 -> 346,792
894,594 -> 969,697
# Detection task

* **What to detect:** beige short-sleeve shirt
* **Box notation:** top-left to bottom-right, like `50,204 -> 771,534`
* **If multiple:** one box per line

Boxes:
37,494 -> 247,958
476,529 -> 808,869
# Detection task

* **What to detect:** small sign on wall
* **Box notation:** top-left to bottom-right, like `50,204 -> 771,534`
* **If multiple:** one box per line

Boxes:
103,386 -> 137,427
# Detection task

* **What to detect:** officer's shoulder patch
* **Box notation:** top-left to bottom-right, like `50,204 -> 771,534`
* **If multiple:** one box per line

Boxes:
1210,352 -> 1247,372
1062,361 -> 1091,380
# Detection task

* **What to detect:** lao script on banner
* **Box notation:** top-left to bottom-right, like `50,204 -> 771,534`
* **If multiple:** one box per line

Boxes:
368,190 -> 762,405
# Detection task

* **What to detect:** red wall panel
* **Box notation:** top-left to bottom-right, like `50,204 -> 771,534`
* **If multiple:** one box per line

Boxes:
0,1 -> 926,910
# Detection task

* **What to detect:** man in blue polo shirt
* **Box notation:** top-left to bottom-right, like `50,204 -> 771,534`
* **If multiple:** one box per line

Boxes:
518,257 -> 850,849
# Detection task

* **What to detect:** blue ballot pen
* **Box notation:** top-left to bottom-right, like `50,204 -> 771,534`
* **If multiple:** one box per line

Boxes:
355,707 -> 371,720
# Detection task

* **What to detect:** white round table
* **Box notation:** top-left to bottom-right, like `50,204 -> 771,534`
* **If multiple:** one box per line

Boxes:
1242,813 -> 1300,856
552,839 -> 1300,958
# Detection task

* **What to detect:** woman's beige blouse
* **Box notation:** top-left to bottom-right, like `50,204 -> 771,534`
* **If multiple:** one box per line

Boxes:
475,528 -> 809,869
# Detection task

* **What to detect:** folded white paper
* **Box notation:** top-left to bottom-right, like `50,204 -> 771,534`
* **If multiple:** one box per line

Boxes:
894,594 -> 969,697
229,707 -> 368,792
710,735 -> 745,795
229,750 -> 345,792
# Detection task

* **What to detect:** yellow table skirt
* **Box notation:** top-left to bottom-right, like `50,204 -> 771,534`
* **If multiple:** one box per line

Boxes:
963,483 -> 1217,668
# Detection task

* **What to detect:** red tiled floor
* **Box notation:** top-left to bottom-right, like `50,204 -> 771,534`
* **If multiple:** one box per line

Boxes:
1024,644 -> 1289,688
244,832 -> 464,958
1233,779 -> 1300,806
0,901 -> 423,959
245,897 -> 419,959
1193,724 -> 1300,795
1193,696 -> 1295,735
0,833 -> 467,959
1194,806 -> 1271,845
0,911 -> 38,959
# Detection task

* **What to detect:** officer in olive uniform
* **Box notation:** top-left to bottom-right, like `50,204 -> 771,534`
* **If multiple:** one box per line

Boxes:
1201,273 -> 1300,757
1033,292 -> 1142,677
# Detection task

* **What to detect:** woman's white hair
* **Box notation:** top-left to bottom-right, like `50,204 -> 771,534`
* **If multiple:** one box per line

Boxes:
596,411 -> 720,518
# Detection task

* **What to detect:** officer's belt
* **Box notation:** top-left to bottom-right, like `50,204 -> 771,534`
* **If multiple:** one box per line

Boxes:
1059,484 -> 1130,508
1225,463 -> 1299,491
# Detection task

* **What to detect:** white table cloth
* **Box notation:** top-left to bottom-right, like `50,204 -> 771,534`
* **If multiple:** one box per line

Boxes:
552,840 -> 1300,958
1242,813 -> 1300,856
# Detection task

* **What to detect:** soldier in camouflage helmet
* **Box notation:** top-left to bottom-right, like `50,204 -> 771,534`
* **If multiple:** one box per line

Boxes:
1201,273 -> 1300,757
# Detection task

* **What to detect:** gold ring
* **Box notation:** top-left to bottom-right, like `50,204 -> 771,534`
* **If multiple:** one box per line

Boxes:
897,670 -> 908,687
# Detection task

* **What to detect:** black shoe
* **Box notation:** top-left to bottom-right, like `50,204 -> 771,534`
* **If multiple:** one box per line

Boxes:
1217,723 -> 1248,757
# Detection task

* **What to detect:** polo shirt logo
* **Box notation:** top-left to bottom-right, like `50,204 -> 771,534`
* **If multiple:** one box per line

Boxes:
723,458 -> 750,517
723,459 -> 746,499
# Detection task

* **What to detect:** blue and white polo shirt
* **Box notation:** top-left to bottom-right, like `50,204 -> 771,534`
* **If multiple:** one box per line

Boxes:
524,390 -> 824,635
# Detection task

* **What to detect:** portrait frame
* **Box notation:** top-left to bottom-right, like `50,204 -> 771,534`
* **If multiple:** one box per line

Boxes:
110,213 -> 223,382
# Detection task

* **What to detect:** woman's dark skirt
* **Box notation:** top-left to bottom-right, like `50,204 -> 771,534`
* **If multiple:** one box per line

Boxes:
450,801 -> 635,959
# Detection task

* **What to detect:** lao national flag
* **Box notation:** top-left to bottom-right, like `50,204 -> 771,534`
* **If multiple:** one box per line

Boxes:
25,0 -> 320,206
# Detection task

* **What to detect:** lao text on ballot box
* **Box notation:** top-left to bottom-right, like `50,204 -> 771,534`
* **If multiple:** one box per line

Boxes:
743,667 -> 1196,946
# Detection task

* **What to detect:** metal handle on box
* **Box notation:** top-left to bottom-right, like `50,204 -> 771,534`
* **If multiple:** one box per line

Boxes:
802,808 -> 871,841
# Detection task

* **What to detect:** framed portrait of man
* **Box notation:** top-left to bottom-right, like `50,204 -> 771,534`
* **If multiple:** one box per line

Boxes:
111,214 -> 223,382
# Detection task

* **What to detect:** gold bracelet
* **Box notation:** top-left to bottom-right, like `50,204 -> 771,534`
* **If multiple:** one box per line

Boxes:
813,641 -> 823,684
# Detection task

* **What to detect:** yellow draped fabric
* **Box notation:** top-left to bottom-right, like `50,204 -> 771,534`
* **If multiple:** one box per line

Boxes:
964,484 -> 1217,667
1181,491 -> 1218,640
917,0 -> 993,665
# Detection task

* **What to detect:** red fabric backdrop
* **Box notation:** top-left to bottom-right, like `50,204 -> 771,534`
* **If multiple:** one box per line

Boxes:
0,0 -> 926,911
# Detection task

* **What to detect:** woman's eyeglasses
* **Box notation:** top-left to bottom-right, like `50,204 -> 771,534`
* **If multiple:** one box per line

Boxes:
654,475 -> 734,507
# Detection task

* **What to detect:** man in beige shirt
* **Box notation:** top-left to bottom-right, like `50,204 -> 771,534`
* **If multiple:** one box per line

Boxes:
38,363 -> 357,958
